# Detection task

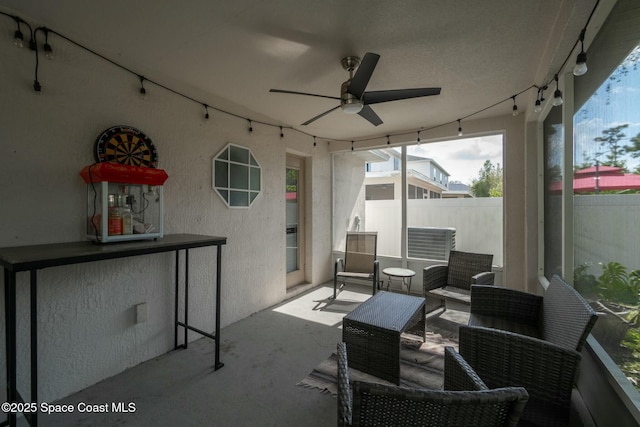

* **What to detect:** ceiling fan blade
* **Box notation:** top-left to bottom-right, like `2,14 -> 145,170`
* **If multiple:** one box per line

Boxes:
269,89 -> 341,101
348,52 -> 380,98
357,105 -> 383,126
301,105 -> 340,125
362,88 -> 441,105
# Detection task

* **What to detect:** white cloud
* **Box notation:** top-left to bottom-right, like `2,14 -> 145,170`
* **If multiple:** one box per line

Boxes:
408,135 -> 503,185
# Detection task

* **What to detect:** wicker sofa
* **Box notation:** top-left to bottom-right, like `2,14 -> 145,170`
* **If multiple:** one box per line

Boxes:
337,342 -> 529,427
459,275 -> 599,427
423,250 -> 495,312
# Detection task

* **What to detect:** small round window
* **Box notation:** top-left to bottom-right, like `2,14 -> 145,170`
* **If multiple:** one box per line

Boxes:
213,143 -> 261,207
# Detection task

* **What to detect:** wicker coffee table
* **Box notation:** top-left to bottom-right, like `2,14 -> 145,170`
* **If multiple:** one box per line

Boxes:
342,291 -> 426,384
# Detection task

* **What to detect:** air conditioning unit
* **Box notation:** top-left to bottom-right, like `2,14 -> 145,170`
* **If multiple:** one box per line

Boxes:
407,227 -> 456,260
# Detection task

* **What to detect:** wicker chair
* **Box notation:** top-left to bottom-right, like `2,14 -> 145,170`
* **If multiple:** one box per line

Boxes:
337,342 -> 529,427
334,232 -> 379,299
459,274 -> 599,427
423,250 -> 494,312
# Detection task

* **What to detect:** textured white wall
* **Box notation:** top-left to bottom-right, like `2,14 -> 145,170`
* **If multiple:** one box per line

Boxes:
0,17 -> 332,402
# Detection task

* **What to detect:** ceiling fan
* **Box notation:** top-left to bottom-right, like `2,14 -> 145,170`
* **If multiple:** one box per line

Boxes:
270,52 -> 441,126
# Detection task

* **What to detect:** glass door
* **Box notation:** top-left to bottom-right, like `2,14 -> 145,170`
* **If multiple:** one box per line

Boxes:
286,155 -> 305,288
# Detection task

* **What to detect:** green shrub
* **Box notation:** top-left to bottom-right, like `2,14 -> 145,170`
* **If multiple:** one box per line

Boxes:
574,261 -> 640,306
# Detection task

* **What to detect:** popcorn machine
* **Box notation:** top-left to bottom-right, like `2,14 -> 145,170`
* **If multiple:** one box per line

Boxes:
80,163 -> 169,243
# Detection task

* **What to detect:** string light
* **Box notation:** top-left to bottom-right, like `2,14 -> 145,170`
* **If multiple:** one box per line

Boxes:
553,74 -> 563,106
138,75 -> 147,99
416,130 -> 421,145
4,0 -> 598,147
43,28 -> 53,60
534,99 -> 542,113
13,17 -> 24,48
387,135 -> 390,145
280,126 -> 284,138
351,141 -> 354,151
512,96 -> 519,116
573,29 -> 588,76
203,104 -> 210,120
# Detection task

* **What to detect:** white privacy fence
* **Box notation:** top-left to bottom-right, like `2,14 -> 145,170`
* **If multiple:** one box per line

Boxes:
365,198 -> 504,265
573,195 -> 640,273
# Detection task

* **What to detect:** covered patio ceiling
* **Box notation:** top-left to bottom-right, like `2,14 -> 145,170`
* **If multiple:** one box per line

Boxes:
0,0 -> 596,141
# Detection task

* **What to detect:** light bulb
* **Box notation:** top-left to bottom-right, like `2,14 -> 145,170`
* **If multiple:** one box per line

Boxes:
573,52 -> 588,76
341,100 -> 363,114
534,99 -> 542,113
14,30 -> 24,48
553,89 -> 563,106
512,104 -> 519,116
44,43 -> 54,60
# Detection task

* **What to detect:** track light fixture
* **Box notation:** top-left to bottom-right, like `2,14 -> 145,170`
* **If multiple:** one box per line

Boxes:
573,29 -> 588,76
552,74 -> 563,106
457,120 -> 463,136
138,76 -> 147,99
512,96 -> 519,116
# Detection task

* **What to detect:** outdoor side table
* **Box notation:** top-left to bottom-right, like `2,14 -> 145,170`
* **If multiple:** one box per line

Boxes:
343,291 -> 425,384
382,267 -> 416,294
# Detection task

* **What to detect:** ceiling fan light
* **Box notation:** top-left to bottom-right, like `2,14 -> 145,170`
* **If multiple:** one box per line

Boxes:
340,100 -> 364,114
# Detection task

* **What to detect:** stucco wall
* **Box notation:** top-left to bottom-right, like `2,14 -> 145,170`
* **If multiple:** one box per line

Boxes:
0,17 -> 332,402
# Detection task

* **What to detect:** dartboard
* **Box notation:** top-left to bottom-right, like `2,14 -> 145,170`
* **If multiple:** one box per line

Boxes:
94,125 -> 158,168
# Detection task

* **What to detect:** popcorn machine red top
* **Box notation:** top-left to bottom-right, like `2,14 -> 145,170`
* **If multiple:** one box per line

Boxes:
80,163 -> 169,243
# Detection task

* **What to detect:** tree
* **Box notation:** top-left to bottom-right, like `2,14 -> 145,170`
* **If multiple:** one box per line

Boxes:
594,124 -> 628,169
625,132 -> 640,159
470,160 -> 502,197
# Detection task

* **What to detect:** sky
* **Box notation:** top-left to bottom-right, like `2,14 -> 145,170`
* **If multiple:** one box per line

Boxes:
574,45 -> 640,172
406,134 -> 503,185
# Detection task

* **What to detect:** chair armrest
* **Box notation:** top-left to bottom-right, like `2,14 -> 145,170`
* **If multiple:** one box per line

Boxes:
459,325 -> 580,408
352,380 -> 528,427
470,285 -> 542,325
423,264 -> 448,293
443,346 -> 487,391
336,342 -> 352,427
471,271 -> 495,285
335,258 -> 344,275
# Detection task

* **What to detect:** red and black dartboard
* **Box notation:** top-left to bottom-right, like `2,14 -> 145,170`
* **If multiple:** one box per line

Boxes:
94,125 -> 158,168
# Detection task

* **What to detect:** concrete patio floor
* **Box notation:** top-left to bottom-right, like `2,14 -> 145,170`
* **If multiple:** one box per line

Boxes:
29,282 -> 464,427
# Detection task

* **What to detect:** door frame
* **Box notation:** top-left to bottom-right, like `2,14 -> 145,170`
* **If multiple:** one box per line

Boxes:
286,154 -> 305,288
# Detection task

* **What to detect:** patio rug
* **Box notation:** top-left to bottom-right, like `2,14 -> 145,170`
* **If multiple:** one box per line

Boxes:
298,332 -> 458,396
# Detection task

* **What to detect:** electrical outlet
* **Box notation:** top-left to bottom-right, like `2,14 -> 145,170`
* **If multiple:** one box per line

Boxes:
135,303 -> 148,323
